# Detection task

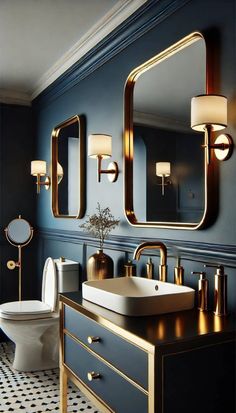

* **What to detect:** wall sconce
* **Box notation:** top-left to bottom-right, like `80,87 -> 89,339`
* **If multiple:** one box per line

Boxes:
156,162 -> 171,196
88,134 -> 119,182
191,94 -> 233,163
31,160 -> 51,194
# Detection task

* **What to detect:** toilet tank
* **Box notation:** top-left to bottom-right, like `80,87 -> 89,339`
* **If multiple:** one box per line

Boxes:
54,258 -> 79,293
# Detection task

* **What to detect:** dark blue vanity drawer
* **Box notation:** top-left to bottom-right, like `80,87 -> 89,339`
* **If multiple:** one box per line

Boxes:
64,305 -> 148,389
64,334 -> 148,413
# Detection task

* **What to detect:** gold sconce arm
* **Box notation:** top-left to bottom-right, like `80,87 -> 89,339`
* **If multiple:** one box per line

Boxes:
157,176 -> 172,196
202,133 -> 233,162
156,162 -> 171,195
35,174 -> 51,194
97,155 -> 119,183
88,134 -> 119,183
31,160 -> 51,194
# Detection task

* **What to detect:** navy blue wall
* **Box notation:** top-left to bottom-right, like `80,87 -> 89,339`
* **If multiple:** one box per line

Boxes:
30,0 -> 236,312
0,103 -> 37,304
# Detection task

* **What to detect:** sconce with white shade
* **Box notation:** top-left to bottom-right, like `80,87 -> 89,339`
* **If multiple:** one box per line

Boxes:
31,160 -> 51,194
88,134 -> 119,182
156,162 -> 171,196
191,94 -> 233,163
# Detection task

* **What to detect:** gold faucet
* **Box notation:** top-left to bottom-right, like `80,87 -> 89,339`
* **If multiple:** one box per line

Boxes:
133,241 -> 168,282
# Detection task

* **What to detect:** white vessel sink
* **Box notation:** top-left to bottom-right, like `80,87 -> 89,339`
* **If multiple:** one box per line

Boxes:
82,277 -> 195,316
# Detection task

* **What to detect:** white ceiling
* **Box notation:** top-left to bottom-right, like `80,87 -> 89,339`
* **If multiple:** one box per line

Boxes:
0,0 -> 147,104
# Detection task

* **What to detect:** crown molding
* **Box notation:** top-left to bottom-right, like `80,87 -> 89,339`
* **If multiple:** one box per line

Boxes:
33,0 -> 192,107
0,89 -> 31,106
134,111 -> 190,132
31,0 -> 148,100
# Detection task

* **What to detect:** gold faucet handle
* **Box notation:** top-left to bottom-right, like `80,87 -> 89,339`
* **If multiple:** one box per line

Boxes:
204,264 -> 224,275
191,271 -> 206,280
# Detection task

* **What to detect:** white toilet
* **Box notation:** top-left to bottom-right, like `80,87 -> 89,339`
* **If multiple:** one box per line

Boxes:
0,257 -> 79,372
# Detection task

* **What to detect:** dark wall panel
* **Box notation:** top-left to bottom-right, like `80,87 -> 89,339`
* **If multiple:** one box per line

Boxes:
31,0 -> 236,312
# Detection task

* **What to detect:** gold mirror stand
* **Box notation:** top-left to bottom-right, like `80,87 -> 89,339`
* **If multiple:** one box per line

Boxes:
5,216 -> 34,301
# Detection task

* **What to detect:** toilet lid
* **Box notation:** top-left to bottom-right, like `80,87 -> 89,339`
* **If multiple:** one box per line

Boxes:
0,300 -> 52,315
41,257 -> 58,311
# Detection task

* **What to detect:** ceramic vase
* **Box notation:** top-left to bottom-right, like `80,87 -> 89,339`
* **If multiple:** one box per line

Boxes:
87,249 -> 114,281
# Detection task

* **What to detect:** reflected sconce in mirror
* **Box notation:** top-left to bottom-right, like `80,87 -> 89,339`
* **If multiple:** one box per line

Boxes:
156,162 -> 171,196
31,160 -> 51,194
31,160 -> 63,193
57,162 -> 64,184
191,94 -> 233,163
88,134 -> 119,182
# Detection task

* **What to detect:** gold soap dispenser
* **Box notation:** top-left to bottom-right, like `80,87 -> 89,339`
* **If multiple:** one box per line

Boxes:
124,260 -> 136,277
191,271 -> 208,311
174,257 -> 184,285
204,264 -> 227,316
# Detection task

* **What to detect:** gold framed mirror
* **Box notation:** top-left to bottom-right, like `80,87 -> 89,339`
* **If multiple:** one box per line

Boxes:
51,114 -> 85,218
124,32 -> 210,229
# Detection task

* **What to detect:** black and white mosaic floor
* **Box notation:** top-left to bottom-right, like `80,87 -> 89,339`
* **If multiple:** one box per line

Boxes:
0,342 -> 100,413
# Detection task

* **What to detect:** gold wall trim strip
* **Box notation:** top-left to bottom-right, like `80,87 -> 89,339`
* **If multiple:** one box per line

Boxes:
62,298 -> 155,353
64,330 -> 149,396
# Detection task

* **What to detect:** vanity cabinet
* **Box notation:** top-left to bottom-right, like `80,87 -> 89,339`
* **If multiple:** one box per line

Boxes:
60,292 -> 236,413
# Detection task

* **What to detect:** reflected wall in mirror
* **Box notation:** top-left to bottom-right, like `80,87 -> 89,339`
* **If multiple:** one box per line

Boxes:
52,115 -> 85,218
124,32 -> 209,229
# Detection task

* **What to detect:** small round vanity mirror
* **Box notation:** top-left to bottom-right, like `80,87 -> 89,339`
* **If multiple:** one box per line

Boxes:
5,215 -> 33,247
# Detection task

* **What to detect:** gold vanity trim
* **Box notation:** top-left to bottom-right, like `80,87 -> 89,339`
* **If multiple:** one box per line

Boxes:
61,295 -> 155,354
123,31 -> 210,229
51,114 -> 85,219
60,300 -> 154,413
64,329 -> 149,396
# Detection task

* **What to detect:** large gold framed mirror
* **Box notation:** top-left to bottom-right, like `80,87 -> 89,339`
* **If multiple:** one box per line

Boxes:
51,114 -> 85,218
124,32 -> 211,229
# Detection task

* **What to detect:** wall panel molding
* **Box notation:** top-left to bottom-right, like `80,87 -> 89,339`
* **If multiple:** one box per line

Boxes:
34,0 -> 192,108
37,227 -> 236,268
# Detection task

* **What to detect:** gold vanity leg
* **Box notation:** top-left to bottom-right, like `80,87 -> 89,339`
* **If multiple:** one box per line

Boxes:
60,365 -> 68,413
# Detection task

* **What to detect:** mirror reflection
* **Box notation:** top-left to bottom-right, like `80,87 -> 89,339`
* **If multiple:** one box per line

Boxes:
6,216 -> 33,245
52,115 -> 85,218
124,32 -> 207,228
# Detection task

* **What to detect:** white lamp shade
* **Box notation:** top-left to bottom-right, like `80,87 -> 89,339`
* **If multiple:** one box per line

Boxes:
88,134 -> 112,159
156,162 -> 171,177
31,160 -> 46,176
191,95 -> 227,131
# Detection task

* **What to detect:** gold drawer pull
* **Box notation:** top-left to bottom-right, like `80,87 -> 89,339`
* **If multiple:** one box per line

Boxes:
87,336 -> 100,344
87,371 -> 101,381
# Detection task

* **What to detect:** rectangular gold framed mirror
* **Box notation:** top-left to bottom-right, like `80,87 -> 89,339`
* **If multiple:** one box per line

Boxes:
124,32 -> 210,229
51,114 -> 85,218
